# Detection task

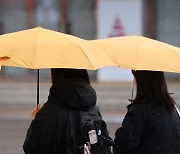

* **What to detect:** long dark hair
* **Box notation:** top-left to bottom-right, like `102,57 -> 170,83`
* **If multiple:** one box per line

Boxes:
51,68 -> 90,85
131,70 -> 175,112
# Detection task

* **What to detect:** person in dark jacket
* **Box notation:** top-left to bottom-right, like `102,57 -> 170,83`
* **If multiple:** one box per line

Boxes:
114,70 -> 180,154
23,68 -> 99,154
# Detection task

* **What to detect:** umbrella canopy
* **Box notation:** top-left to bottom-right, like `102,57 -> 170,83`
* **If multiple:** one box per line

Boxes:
91,35 -> 180,73
0,27 -> 118,117
0,27 -> 117,70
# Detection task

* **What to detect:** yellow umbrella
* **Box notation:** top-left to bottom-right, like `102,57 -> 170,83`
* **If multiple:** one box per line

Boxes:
0,27 -> 117,70
0,27 -> 118,117
91,35 -> 180,73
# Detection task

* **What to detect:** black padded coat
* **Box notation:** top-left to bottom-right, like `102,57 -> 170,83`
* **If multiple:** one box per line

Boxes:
23,78 -> 97,154
114,103 -> 180,154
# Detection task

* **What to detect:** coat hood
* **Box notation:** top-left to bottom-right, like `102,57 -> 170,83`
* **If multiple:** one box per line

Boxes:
47,78 -> 96,109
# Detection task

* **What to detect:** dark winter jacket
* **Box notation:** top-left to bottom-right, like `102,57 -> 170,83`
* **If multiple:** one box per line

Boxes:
114,103 -> 180,154
23,78 -> 97,154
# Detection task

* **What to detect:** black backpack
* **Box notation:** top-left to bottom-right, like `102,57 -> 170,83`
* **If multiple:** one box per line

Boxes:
79,106 -> 113,154
52,102 -> 113,154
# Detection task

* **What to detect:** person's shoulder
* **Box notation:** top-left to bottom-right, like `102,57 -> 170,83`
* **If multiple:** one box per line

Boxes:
127,103 -> 148,112
37,102 -> 67,116
125,103 -> 149,121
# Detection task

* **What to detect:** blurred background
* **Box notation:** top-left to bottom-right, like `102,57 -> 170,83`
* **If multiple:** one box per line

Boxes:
0,0 -> 180,154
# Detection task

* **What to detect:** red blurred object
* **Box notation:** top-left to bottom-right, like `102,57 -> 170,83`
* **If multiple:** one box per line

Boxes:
25,0 -> 34,28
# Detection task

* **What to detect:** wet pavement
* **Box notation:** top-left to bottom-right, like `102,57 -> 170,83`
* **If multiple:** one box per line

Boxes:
0,79 -> 179,154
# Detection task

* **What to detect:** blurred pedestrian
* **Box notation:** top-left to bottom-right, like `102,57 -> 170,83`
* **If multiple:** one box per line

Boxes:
23,68 -> 99,154
113,70 -> 180,154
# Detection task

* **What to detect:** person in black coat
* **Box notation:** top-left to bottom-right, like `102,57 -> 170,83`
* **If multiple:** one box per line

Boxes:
114,70 -> 180,154
23,68 -> 99,154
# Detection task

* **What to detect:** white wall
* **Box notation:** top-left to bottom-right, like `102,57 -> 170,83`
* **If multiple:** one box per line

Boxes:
96,0 -> 143,81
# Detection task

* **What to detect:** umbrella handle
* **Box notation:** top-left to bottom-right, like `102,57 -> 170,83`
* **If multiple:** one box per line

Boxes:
31,69 -> 40,118
37,69 -> 39,109
130,78 -> 135,103
31,70 -> 40,119
31,104 -> 40,118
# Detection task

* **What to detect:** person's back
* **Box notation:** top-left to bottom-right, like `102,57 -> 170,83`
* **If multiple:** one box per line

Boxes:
114,70 -> 180,154
115,103 -> 180,154
23,69 -> 100,154
140,105 -> 180,154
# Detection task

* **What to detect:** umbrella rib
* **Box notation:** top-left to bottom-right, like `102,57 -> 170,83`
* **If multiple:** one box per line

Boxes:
34,28 -> 39,69
135,37 -> 140,70
94,42 -> 124,68
58,34 -> 96,69
77,43 -> 96,69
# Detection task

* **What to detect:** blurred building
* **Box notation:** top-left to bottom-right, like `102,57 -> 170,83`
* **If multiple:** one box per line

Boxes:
0,0 -> 180,80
